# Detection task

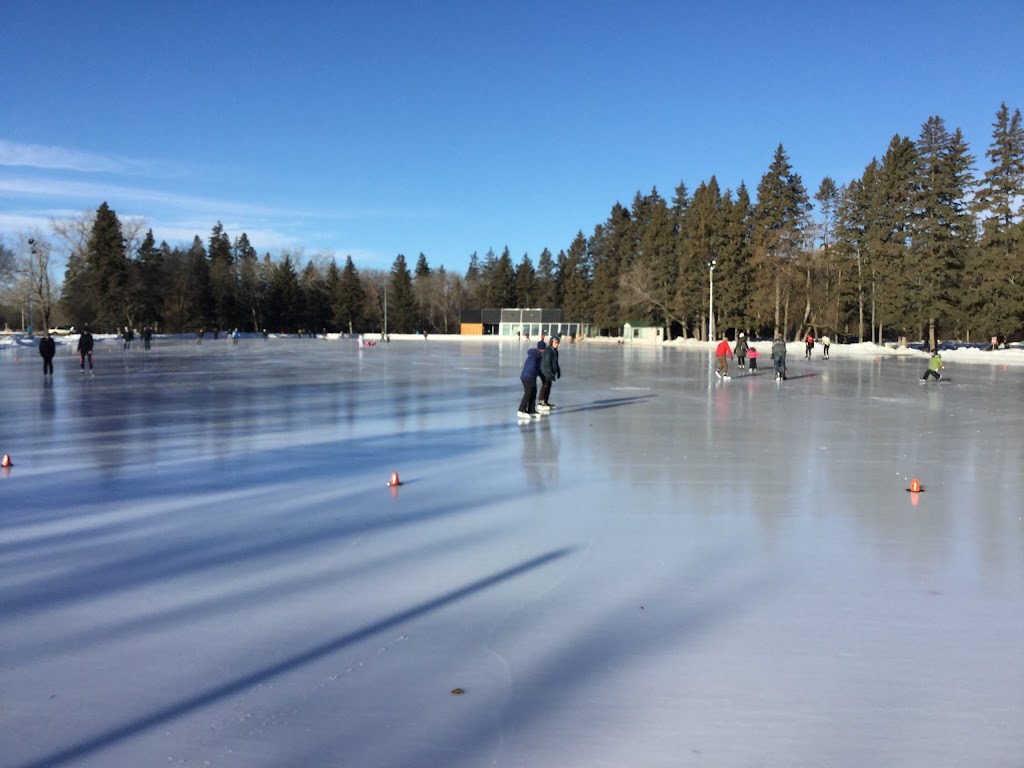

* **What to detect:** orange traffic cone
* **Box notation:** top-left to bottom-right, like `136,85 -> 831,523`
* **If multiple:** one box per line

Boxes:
1,454 -> 12,468
387,471 -> 401,487
907,477 -> 922,493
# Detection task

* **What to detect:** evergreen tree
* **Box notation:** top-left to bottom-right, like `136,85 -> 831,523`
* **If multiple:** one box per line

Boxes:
558,232 -> 592,322
870,135 -> 919,342
234,234 -> 262,331
482,247 -> 515,307
265,254 -> 299,332
678,179 -> 727,339
185,236 -> 212,330
717,184 -> 755,335
619,187 -> 678,333
910,117 -> 975,347
85,202 -> 129,330
208,222 -> 235,331
534,248 -> 558,307
589,203 -> 630,335
752,144 -> 812,338
464,251 -> 484,308
334,256 -> 365,333
814,177 -> 841,334
513,252 -> 537,306
136,229 -> 165,328
968,103 -> 1024,338
387,254 -> 417,333
299,260 -> 330,333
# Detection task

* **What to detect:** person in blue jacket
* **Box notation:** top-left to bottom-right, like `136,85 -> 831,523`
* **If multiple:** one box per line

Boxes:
518,341 -> 545,419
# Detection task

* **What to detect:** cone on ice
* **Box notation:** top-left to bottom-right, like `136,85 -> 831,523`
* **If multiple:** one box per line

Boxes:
387,471 -> 401,487
1,454 -> 12,468
907,477 -> 923,493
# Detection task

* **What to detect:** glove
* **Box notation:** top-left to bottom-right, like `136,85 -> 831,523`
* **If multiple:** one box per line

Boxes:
556,372 -> 560,379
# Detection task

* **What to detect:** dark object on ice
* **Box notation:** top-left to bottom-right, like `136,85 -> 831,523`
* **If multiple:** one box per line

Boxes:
451,687 -> 466,695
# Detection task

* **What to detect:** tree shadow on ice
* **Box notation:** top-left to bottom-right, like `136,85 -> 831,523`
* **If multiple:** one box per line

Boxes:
324,542 -> 779,768
10,548 -> 574,768
1,478 -> 516,618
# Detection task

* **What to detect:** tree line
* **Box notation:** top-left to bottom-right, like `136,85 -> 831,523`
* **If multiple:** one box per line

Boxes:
2,102 -> 1021,343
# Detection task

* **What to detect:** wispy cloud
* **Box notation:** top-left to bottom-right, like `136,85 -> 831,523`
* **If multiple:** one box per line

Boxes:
0,139 -> 155,175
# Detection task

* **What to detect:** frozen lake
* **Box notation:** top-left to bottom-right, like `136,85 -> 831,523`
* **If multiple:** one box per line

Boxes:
1,336 -> 1022,767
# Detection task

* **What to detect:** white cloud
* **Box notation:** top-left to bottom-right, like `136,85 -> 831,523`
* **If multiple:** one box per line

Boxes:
0,140 -> 143,174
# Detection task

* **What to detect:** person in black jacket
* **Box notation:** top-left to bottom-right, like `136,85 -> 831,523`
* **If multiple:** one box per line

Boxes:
538,336 -> 561,410
518,342 -> 545,419
77,326 -> 94,372
39,332 -> 56,376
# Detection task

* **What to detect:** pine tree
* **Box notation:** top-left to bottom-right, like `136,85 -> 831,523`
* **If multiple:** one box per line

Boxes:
335,256 -> 365,333
265,254 -> 299,333
968,102 -> 1024,338
85,202 -> 129,330
513,252 -> 537,307
136,229 -> 165,328
185,236 -> 212,330
208,222 -> 236,332
558,232 -> 592,322
752,145 -> 812,338
534,248 -> 558,308
387,254 -> 417,333
910,116 -> 975,347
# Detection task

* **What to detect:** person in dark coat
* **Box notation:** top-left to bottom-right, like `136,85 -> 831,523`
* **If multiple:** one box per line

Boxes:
538,336 -> 561,410
771,337 -> 787,380
39,332 -> 56,376
734,333 -> 749,369
518,341 -> 545,419
77,326 -> 94,372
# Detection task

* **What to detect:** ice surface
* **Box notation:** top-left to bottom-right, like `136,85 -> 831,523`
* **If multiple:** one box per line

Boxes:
1,336 -> 1022,767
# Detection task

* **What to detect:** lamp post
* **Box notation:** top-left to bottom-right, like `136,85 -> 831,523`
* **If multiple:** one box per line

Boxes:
707,259 -> 717,341
26,239 -> 36,336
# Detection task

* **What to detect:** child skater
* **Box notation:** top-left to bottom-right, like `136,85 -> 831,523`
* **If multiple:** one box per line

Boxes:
748,345 -> 760,373
920,350 -> 944,382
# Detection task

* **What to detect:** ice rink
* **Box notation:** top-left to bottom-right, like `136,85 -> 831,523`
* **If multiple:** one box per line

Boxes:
1,335 -> 1022,767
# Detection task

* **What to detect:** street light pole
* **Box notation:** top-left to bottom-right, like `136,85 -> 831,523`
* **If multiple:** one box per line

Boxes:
27,239 -> 36,336
707,259 -> 717,341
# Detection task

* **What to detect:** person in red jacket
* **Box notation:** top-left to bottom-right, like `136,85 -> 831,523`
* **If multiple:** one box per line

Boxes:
715,336 -> 733,379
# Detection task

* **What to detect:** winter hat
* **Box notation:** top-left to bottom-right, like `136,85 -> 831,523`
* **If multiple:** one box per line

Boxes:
537,341 -> 547,350
739,332 -> 745,338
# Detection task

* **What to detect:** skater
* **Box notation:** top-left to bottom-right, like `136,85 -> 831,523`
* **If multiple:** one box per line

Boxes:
735,332 -> 749,369
518,341 -> 544,419
39,331 -> 56,376
538,336 -> 561,410
748,345 -> 760,372
142,326 -> 153,350
714,335 -> 733,379
921,350 -> 944,381
821,334 -> 831,359
122,326 -> 133,350
805,332 -> 814,359
77,326 -> 94,372
772,336 -> 787,380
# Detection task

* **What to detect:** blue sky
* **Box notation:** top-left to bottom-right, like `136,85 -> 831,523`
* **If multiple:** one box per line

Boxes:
2,0 -> 1022,274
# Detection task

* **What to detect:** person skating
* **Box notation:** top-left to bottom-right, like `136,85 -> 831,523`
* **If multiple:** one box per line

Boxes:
748,345 -> 760,373
518,341 -> 545,419
805,333 -> 814,359
921,350 -> 944,382
538,336 -> 561,410
714,335 -> 733,379
772,336 -> 787,380
39,331 -> 56,376
77,326 -> 95,372
821,334 -> 831,360
734,332 -> 749,369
